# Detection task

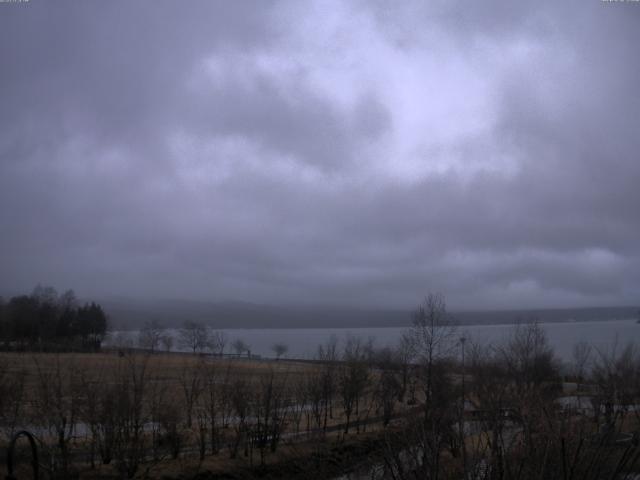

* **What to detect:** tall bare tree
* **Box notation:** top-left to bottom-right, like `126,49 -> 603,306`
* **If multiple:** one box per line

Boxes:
339,336 -> 370,434
138,320 -> 164,353
410,293 -> 457,407
592,341 -> 638,432
0,357 -> 25,442
397,293 -> 458,478
200,362 -> 222,454
113,353 -> 150,478
229,377 -> 250,459
252,368 -> 289,465
208,330 -> 228,356
32,355 -> 81,476
179,320 -> 209,354
179,358 -> 205,428
498,322 -> 560,456
396,333 -> 415,403
317,335 -> 339,429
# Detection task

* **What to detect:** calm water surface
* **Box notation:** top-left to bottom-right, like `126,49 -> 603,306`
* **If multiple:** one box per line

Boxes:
113,319 -> 640,361
218,319 -> 640,361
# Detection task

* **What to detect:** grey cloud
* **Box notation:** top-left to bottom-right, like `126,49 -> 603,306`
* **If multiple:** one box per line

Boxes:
183,68 -> 390,170
1,0 -> 639,311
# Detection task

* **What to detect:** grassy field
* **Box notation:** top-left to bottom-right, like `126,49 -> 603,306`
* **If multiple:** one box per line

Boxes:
0,350 -> 401,479
5,326 -> 639,480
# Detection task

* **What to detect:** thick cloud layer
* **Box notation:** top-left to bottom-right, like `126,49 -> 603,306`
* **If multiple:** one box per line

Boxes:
1,0 -> 639,310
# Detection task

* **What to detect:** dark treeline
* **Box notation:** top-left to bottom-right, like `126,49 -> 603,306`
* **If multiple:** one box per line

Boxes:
0,285 -> 107,351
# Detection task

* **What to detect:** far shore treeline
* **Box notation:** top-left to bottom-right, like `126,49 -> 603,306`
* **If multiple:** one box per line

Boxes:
0,285 -> 107,351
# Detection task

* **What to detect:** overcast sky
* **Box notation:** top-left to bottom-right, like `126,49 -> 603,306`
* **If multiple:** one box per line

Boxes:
1,0 -> 639,310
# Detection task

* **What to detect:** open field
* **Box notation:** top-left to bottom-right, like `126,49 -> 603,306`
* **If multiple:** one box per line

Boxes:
4,320 -> 640,479
0,349 -> 408,479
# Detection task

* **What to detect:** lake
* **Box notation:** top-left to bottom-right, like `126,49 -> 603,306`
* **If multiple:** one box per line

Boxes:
111,318 -> 640,362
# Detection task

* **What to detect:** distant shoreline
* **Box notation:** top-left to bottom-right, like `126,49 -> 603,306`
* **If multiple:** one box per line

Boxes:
110,316 -> 639,332
100,298 -> 639,330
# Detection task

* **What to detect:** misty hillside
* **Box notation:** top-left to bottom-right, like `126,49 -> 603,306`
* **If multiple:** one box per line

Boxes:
101,298 -> 640,330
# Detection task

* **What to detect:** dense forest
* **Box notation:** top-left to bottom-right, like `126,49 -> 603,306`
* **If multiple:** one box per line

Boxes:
0,286 -> 108,351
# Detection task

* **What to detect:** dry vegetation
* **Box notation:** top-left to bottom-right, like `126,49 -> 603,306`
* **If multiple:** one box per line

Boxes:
2,294 -> 640,479
0,347 -> 409,479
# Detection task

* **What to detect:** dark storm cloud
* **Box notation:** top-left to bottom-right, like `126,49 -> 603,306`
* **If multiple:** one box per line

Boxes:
1,0 -> 639,310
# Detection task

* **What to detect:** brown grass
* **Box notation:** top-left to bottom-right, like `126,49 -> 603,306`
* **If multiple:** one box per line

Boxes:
0,351 -> 404,479
0,350 -> 318,393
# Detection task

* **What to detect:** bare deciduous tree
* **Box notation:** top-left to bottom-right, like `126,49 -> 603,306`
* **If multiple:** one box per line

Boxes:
317,335 -> 339,430
200,362 -> 222,455
375,366 -> 402,426
158,401 -> 183,460
572,340 -> 593,382
208,330 -> 228,356
410,293 -> 457,407
160,334 -> 174,353
232,338 -> 250,357
467,342 -> 512,475
271,342 -> 288,360
289,374 -> 308,436
339,336 -> 370,434
252,368 -> 289,465
138,320 -> 164,353
113,353 -> 150,478
396,333 -> 415,403
32,355 -> 81,477
592,341 -> 638,431
179,320 -> 209,354
179,359 -> 205,429
386,293 -> 459,478
0,358 -> 25,442
78,361 -> 108,469
229,378 -> 250,459
148,372 -> 170,462
498,322 -> 561,456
